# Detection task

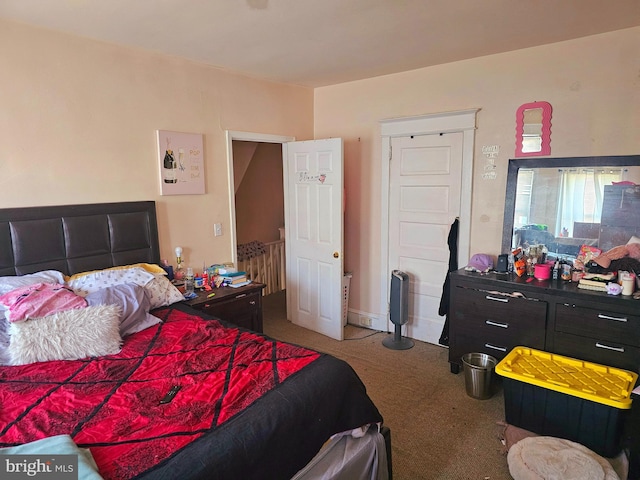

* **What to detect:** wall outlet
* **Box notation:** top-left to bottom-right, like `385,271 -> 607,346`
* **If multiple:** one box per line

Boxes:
359,315 -> 372,327
214,223 -> 222,236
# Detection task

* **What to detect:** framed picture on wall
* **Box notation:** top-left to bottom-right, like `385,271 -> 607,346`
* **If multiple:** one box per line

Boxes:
157,130 -> 205,195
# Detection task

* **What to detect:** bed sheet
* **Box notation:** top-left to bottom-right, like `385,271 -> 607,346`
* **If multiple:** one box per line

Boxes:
0,303 -> 383,480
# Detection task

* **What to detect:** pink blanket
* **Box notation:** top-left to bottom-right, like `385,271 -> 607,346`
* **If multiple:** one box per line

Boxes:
0,283 -> 87,322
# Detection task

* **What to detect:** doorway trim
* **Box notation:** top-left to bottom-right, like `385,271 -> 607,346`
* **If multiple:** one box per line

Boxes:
225,130 -> 295,265
379,109 -> 479,330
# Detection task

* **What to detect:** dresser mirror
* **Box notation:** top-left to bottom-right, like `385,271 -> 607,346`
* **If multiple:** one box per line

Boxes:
501,155 -> 640,258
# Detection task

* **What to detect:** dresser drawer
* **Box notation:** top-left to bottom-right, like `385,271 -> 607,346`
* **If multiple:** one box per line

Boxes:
449,286 -> 547,367
553,331 -> 640,372
455,329 -> 546,362
555,303 -> 640,346
452,287 -> 547,331
200,291 -> 262,331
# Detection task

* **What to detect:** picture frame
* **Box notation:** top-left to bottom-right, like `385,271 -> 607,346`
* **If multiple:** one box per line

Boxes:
157,130 -> 205,195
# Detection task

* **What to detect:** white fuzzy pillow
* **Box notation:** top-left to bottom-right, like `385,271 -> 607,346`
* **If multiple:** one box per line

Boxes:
8,304 -> 122,365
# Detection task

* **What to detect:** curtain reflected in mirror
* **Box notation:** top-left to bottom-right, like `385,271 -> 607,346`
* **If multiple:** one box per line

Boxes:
515,101 -> 552,157
555,168 -> 623,236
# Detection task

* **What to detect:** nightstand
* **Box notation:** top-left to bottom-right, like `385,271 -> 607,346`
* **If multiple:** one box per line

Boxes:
186,282 -> 266,333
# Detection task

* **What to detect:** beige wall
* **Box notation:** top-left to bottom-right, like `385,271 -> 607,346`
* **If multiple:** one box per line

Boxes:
0,19 -> 313,272
314,27 -> 640,317
3,18 -> 639,325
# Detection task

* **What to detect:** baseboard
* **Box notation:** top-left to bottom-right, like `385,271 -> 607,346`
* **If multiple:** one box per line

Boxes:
346,309 -> 387,332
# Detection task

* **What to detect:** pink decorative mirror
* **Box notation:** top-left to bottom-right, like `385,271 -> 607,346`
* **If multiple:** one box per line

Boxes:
515,101 -> 552,157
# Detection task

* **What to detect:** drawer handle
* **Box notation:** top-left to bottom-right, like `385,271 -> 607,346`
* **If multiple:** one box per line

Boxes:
595,342 -> 625,353
485,320 -> 508,329
485,295 -> 509,303
597,314 -> 628,322
235,294 -> 247,299
484,343 -> 507,352
249,301 -> 256,305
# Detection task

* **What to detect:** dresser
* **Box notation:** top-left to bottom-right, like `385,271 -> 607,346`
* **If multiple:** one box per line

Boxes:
448,269 -> 640,374
449,268 -> 640,475
186,283 -> 266,332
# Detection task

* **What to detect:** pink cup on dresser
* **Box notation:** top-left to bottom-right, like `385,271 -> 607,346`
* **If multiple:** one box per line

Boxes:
534,263 -> 551,280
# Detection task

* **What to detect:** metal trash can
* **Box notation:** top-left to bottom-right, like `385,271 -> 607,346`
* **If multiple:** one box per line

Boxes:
462,353 -> 497,400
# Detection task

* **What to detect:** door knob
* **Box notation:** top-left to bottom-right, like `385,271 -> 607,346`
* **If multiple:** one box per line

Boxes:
333,252 -> 339,258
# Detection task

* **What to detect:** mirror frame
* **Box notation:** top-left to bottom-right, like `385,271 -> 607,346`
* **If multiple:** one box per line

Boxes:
515,101 -> 552,157
501,154 -> 640,254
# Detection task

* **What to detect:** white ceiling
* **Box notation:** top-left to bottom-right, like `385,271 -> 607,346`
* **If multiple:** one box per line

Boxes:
2,0 -> 640,88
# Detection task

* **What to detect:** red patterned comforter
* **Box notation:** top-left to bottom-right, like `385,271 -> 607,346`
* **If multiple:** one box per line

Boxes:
0,304 -> 382,480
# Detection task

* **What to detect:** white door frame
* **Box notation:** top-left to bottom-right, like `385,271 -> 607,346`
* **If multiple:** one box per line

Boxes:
379,109 -> 479,331
225,131 -> 295,265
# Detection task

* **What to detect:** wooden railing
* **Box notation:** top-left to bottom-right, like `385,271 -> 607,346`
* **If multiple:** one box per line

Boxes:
238,239 -> 285,295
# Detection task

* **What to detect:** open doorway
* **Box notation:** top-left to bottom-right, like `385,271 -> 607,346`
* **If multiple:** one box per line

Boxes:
227,132 -> 346,340
226,131 -> 294,317
233,141 -> 284,246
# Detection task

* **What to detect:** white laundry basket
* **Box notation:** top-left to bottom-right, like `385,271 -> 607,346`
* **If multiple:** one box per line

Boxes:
342,273 -> 352,326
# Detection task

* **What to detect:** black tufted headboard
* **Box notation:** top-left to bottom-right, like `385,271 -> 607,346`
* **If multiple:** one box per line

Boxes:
0,201 -> 160,276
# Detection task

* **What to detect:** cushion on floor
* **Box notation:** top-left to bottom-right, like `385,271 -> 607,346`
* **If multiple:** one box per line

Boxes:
508,436 -> 619,480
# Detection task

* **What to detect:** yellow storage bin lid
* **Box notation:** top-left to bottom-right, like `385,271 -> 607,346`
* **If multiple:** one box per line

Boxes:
496,347 -> 638,409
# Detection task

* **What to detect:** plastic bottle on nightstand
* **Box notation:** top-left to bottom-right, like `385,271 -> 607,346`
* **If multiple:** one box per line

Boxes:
185,268 -> 195,296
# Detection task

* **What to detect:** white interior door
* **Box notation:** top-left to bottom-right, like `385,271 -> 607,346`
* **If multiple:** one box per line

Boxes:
388,132 -> 464,344
284,138 -> 344,341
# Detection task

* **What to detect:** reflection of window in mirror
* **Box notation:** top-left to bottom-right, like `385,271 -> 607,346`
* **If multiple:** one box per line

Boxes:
510,165 -> 629,255
502,157 -> 640,256
522,109 -> 542,153
515,101 -> 552,157
556,168 -> 625,236
514,169 -> 534,228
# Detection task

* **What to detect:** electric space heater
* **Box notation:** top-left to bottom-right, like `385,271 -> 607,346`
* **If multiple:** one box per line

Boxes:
383,270 -> 414,350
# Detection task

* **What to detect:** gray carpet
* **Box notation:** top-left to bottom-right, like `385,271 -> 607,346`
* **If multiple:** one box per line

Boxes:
262,291 -> 513,480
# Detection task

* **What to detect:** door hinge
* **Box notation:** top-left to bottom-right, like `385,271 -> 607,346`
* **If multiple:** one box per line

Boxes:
388,145 -> 392,162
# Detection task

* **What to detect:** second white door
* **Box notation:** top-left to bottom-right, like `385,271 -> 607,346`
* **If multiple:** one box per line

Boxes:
388,132 -> 464,344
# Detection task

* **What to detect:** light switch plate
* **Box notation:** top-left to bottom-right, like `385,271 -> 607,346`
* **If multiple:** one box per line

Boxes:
214,223 -> 222,236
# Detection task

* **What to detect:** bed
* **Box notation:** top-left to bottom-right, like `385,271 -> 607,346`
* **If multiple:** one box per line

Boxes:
0,201 -> 389,480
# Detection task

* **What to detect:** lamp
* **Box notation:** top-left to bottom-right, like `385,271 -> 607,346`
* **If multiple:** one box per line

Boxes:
174,246 -> 185,280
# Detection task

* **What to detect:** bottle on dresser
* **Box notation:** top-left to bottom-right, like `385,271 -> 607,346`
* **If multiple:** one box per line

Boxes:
185,268 -> 195,296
